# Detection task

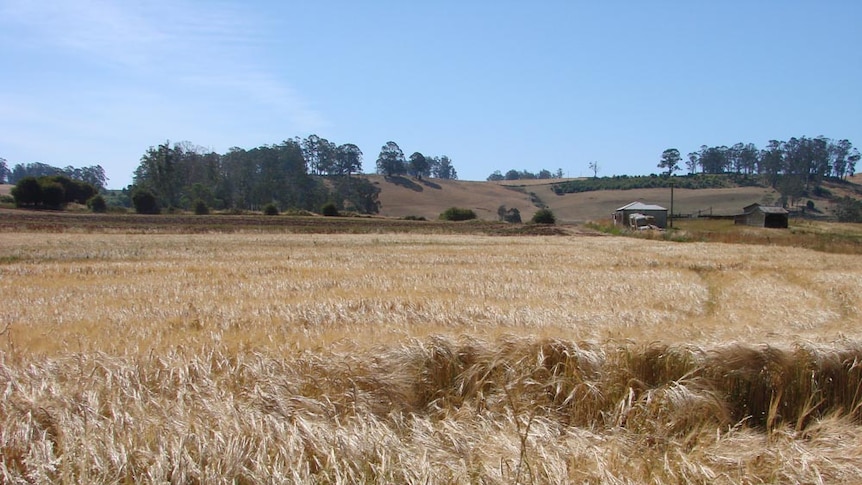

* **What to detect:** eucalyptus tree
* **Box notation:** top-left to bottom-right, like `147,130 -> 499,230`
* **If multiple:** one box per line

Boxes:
658,148 -> 681,176
375,141 -> 406,177
408,152 -> 430,179
335,143 -> 363,176
434,156 -> 457,179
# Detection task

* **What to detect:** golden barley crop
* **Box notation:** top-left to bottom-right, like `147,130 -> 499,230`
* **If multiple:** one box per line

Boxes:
2,229 -> 862,483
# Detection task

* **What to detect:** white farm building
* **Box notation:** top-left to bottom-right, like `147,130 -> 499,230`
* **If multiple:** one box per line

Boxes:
612,202 -> 668,229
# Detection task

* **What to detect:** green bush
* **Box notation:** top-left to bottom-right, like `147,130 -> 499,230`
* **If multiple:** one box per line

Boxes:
497,205 -> 522,223
403,215 -> 427,221
834,196 -> 862,223
321,202 -> 339,217
11,177 -> 42,207
193,199 -> 209,215
531,208 -> 556,224
439,207 -> 477,221
551,173 -> 763,195
43,175 -> 96,204
39,181 -> 66,209
263,203 -> 279,216
87,195 -> 108,213
132,189 -> 160,214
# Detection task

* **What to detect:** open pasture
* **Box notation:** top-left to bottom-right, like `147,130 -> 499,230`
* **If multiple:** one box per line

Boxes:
3,228 -> 862,483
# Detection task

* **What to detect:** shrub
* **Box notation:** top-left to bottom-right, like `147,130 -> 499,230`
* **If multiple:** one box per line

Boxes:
40,181 -> 66,209
87,195 -> 108,213
439,207 -> 477,221
834,196 -> 862,223
132,189 -> 160,214
193,199 -> 209,215
263,203 -> 279,216
498,205 -> 522,223
321,202 -> 339,217
11,177 -> 42,206
531,208 -> 556,224
403,215 -> 427,221
43,175 -> 96,204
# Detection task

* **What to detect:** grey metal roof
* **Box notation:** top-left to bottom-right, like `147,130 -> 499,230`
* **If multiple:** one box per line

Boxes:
754,206 -> 789,214
615,202 -> 667,211
742,203 -> 788,215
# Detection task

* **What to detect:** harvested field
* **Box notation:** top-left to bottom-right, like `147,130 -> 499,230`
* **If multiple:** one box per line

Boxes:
2,215 -> 862,483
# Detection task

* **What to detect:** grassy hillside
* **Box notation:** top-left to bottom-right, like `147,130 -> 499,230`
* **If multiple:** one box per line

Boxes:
370,175 -> 862,224
369,175 -> 778,223
369,175 -> 538,221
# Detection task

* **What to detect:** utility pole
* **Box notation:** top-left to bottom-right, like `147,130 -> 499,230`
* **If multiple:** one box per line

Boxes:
669,181 -> 675,229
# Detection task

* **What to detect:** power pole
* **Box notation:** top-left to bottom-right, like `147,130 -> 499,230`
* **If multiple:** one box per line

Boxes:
669,181 -> 675,229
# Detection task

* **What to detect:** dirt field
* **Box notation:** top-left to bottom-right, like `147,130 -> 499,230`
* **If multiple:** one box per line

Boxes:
2,216 -> 862,482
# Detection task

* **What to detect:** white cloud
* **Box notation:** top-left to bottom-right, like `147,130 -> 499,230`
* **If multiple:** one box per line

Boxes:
0,0 -> 327,142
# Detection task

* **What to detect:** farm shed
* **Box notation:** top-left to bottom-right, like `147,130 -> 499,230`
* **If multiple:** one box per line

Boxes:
613,202 -> 668,229
734,203 -> 789,228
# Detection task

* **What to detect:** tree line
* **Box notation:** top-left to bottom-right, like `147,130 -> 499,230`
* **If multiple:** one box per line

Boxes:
374,141 -> 458,180
10,175 -> 100,210
0,159 -> 107,190
131,136 -> 459,214
132,138 -> 374,213
486,168 -> 565,181
655,136 -> 860,207
658,136 -> 859,185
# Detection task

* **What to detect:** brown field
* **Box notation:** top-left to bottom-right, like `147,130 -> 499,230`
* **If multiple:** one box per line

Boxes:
373,175 -> 862,224
2,214 -> 862,483
368,176 -> 814,224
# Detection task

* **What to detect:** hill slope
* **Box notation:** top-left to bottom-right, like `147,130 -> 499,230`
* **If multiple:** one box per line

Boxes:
370,175 -> 862,223
6,174 -> 861,223
369,176 -> 780,223
369,175 -> 537,221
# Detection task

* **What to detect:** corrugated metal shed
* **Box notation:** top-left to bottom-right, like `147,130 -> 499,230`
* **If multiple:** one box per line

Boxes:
613,201 -> 668,229
735,203 -> 789,228
615,202 -> 668,212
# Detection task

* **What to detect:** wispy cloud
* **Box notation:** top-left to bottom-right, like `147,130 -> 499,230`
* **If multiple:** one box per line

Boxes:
0,0 -> 326,132
2,0 -> 170,66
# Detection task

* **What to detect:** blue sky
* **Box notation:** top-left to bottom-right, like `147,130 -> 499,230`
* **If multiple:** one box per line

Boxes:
2,1 -> 860,188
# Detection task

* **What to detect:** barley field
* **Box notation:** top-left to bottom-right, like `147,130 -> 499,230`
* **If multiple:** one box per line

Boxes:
2,227 -> 862,483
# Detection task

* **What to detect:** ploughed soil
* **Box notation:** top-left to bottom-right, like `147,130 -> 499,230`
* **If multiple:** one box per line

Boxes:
0,208 -> 586,236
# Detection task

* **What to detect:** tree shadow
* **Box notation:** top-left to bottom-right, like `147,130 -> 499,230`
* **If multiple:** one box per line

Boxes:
385,175 -> 423,192
420,179 -> 442,190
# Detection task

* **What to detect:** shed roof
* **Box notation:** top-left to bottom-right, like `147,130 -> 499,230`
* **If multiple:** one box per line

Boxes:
756,206 -> 789,214
742,203 -> 788,215
615,202 -> 667,212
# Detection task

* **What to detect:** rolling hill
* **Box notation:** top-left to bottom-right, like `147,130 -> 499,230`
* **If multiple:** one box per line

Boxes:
371,175 -> 772,223
4,174 -> 862,223
370,174 -> 862,223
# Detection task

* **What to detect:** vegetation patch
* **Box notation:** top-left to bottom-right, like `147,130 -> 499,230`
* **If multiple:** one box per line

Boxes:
439,207 -> 477,221
553,173 -> 762,195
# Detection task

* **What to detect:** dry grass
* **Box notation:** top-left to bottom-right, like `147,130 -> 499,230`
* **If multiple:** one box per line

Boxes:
2,231 -> 862,483
591,218 -> 862,255
369,175 -> 785,224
